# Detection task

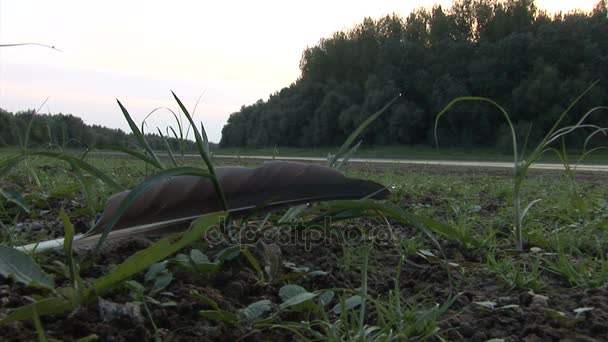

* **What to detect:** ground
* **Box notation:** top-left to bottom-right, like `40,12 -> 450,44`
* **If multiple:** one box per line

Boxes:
1,154 -> 608,341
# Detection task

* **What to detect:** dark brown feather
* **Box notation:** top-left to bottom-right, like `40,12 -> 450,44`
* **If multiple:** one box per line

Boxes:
91,161 -> 389,235
18,161 -> 389,252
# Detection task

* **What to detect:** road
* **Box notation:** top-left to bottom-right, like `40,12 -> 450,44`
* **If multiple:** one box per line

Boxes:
89,151 -> 608,172
213,155 -> 608,172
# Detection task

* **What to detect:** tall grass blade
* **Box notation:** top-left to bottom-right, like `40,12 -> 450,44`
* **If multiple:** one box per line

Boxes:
0,298 -> 73,326
172,91 -> 229,212
59,211 -> 80,295
521,199 -> 542,222
116,99 -> 164,170
435,96 -> 518,171
32,306 -> 48,342
200,122 -> 210,155
157,128 -> 178,167
329,95 -> 399,167
22,110 -> 36,152
106,147 -> 162,170
335,140 -> 362,171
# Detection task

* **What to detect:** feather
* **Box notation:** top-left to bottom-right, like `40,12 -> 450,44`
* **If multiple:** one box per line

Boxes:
18,161 -> 390,252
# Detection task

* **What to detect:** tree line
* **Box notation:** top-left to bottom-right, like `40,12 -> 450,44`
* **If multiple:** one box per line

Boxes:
220,0 -> 608,149
0,109 -> 199,151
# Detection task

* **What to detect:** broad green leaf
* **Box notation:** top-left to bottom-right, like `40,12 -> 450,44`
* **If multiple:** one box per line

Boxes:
189,249 -> 210,264
0,188 -> 30,213
240,299 -> 272,321
332,295 -> 362,314
144,262 -> 168,282
0,245 -> 54,288
318,291 -> 334,307
279,292 -> 318,310
0,297 -> 72,325
279,284 -> 307,302
189,249 -> 220,273
149,271 -> 173,296
86,211 -> 225,298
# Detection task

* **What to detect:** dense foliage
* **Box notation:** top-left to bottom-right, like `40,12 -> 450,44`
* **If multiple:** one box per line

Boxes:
220,0 -> 608,149
0,108 -> 198,151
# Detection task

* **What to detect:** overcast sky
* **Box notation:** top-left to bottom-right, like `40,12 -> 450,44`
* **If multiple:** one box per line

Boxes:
0,0 -> 600,142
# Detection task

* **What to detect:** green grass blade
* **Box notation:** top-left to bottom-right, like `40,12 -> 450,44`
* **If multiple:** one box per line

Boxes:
116,99 -> 164,170
93,166 -> 210,251
541,83 -> 600,142
521,199 -> 542,221
32,305 -> 48,342
335,140 -> 362,171
330,95 -> 400,167
0,298 -> 73,326
106,146 -> 162,169
434,96 -> 518,171
172,91 -> 228,212
185,91 -> 206,142
59,210 -> 82,300
142,107 -> 183,138
157,128 -> 178,167
22,112 -> 37,152
278,204 -> 308,223
200,122 -> 210,155
168,126 -> 184,157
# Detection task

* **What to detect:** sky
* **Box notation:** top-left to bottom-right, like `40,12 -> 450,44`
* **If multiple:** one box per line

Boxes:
0,0 -> 601,143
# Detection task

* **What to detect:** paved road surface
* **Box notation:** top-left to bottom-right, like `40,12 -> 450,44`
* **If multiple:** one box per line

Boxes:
90,151 -> 608,172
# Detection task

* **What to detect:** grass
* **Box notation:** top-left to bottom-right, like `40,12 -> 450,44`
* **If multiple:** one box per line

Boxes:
1,149 -> 608,339
1,89 -> 607,340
